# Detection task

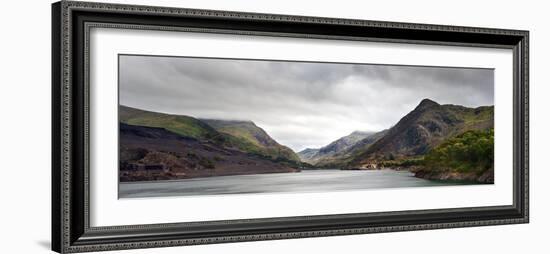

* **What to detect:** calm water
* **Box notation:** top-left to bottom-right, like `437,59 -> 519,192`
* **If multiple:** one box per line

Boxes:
119,169 -> 471,198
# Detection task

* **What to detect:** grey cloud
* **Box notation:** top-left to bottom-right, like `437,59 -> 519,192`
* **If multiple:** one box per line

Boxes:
119,55 -> 494,152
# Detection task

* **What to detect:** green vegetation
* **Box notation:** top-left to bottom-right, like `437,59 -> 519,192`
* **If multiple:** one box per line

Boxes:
422,129 -> 494,174
120,105 -> 301,165
216,124 -> 265,147
379,157 -> 424,168
120,105 -> 224,142
442,105 -> 494,136
202,119 -> 301,162
221,134 -> 266,155
461,106 -> 494,127
345,100 -> 493,169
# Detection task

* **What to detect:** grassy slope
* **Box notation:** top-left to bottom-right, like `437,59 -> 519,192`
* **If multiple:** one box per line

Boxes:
419,104 -> 494,137
119,105 -> 223,142
203,119 -> 301,162
119,105 -> 300,163
346,101 -> 494,168
119,123 -> 299,181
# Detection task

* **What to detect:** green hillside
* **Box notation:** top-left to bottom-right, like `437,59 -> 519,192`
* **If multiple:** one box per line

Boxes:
423,128 -> 494,174
202,119 -> 301,162
346,99 -> 494,168
119,105 -> 224,143
119,105 -> 300,164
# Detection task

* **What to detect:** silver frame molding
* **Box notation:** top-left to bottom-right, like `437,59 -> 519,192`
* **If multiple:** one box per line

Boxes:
52,1 -> 529,253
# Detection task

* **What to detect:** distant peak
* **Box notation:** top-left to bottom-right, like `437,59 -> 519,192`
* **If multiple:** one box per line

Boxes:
300,148 -> 318,153
415,98 -> 439,110
202,118 -> 255,125
350,130 -> 373,136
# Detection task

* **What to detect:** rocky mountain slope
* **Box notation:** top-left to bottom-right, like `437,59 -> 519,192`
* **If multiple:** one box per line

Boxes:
296,148 -> 320,163
318,129 -> 388,167
119,105 -> 300,163
202,119 -> 300,162
298,130 -> 388,167
347,99 -> 494,169
119,99 -> 494,183
119,123 -> 298,181
297,131 -> 374,164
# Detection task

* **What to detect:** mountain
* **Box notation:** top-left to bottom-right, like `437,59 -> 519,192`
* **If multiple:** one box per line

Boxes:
119,99 -> 494,180
297,131 -> 378,166
346,99 -> 494,169
202,119 -> 300,162
319,131 -> 375,155
298,130 -> 387,167
119,105 -> 224,142
345,130 -> 389,155
297,148 -> 320,163
119,105 -> 300,163
119,123 -> 298,181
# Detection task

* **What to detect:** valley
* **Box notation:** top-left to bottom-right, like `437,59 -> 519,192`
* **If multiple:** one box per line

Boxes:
300,98 -> 494,183
119,98 -> 494,184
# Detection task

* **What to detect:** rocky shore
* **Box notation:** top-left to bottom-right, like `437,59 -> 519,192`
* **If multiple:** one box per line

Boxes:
414,169 -> 494,184
119,123 -> 300,182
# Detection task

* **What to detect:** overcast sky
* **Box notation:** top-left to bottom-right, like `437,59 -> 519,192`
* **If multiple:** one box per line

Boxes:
119,55 -> 494,152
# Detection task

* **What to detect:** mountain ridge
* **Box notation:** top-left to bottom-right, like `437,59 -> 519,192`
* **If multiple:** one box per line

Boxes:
298,129 -> 388,167
297,99 -> 493,170
347,99 -> 494,169
201,119 -> 300,162
297,130 -> 380,166
120,98 -> 493,173
119,122 -> 299,181
119,105 -> 300,163
118,98 -> 494,183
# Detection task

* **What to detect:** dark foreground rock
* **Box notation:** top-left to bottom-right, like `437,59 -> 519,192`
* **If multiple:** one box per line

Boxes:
119,123 -> 300,182
414,169 -> 494,184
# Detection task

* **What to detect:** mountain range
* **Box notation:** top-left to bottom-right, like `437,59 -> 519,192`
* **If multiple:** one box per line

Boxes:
119,106 -> 302,181
119,98 -> 494,182
298,131 -> 380,165
119,122 -> 300,181
299,98 -> 493,170
200,119 -> 300,162
120,105 -> 300,163
347,99 -> 493,169
298,129 -> 388,168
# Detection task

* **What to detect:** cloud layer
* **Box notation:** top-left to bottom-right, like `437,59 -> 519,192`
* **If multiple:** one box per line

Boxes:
119,55 -> 494,152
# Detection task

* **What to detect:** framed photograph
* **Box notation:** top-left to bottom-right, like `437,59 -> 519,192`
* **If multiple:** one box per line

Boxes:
52,1 -> 529,253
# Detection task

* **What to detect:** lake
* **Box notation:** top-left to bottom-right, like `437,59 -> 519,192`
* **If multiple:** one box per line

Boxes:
119,169 -> 472,198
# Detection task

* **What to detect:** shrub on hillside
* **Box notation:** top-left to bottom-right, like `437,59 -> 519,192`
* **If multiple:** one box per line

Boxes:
423,128 -> 493,174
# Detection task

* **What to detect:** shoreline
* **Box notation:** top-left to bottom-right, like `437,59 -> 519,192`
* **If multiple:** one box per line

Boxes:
414,169 -> 494,184
119,169 -> 304,184
118,168 -> 473,199
340,166 -> 494,184
119,166 -> 494,184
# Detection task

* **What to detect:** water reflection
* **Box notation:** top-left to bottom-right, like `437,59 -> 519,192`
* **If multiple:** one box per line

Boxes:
119,169 -> 472,198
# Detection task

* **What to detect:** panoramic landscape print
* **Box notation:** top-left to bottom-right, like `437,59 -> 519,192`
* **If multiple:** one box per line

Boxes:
118,54 -> 494,198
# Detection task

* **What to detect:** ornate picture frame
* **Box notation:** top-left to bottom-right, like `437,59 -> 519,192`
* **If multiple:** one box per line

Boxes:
52,1 -> 529,253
